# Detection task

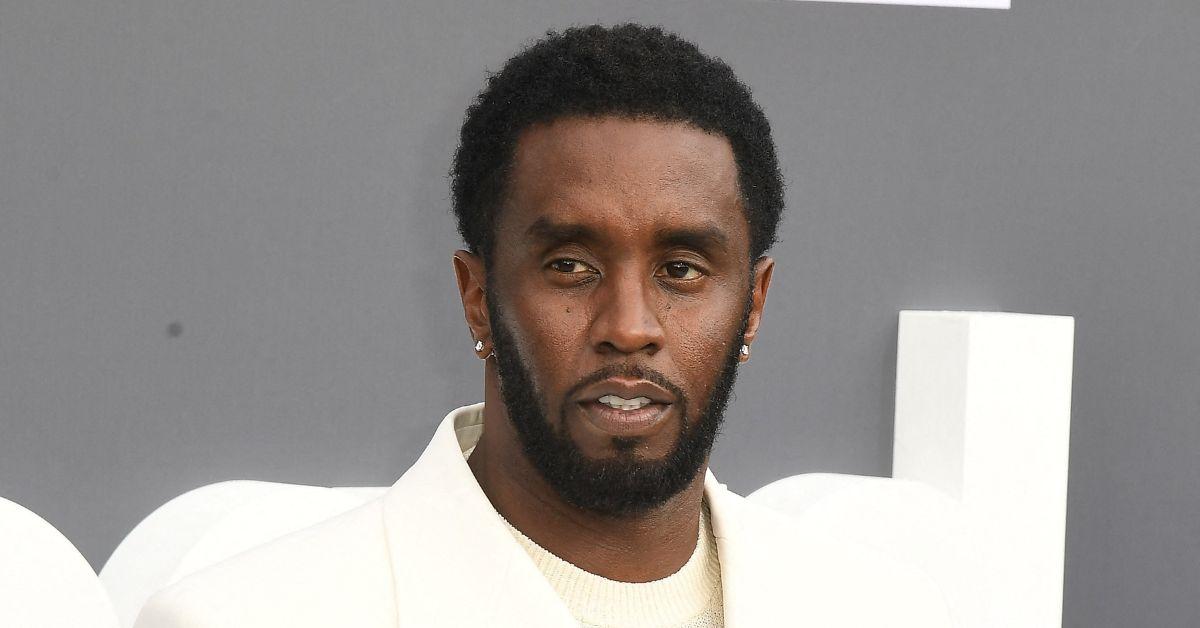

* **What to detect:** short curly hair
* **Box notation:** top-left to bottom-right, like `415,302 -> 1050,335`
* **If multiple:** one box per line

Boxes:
450,23 -> 784,264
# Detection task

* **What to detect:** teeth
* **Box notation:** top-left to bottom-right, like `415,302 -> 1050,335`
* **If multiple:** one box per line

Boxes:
598,395 -> 653,411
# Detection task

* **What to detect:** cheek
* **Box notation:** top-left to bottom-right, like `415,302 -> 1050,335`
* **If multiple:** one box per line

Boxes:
507,290 -> 589,377
663,297 -> 744,401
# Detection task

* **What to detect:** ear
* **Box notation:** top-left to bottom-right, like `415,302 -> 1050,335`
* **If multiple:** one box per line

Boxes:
452,250 -> 491,355
739,256 -> 775,361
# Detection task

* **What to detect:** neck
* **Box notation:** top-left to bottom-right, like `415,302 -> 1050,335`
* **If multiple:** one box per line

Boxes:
467,365 -> 707,583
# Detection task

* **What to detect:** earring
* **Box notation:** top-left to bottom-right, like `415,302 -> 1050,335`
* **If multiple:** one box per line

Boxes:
474,339 -> 495,360
739,344 -> 750,360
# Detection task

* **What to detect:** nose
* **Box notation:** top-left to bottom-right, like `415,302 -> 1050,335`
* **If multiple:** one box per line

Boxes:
590,267 -> 665,357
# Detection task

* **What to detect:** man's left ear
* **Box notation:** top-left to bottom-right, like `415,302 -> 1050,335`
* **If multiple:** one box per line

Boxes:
739,256 -> 775,361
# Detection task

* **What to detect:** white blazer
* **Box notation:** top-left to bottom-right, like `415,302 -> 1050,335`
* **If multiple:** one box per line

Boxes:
134,403 -> 954,627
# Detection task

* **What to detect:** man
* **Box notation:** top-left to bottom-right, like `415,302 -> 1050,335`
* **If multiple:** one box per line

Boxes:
135,24 -> 952,628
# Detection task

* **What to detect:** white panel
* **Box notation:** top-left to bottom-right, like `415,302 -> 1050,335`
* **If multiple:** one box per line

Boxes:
792,0 -> 1009,8
893,314 -> 971,499
750,474 -> 1003,628
893,310 -> 1073,628
0,497 -> 118,628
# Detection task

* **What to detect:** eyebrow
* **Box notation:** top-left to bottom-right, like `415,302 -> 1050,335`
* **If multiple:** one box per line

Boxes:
524,216 -> 730,254
525,217 -> 601,247
653,224 -> 730,254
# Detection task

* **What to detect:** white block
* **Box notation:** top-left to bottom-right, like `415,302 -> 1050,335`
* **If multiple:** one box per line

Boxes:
750,473 -> 1003,628
0,496 -> 118,628
893,310 -> 1073,628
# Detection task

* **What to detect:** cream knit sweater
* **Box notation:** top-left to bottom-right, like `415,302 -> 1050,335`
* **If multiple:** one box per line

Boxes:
499,500 -> 724,628
464,445 -> 724,627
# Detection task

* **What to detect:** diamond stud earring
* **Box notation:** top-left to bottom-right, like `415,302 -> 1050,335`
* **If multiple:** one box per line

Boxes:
474,339 -> 495,360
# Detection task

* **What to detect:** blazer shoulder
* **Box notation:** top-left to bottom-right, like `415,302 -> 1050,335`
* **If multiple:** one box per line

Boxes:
134,499 -> 397,628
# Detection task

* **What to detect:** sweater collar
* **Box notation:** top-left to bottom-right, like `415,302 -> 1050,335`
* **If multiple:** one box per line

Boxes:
499,496 -> 722,626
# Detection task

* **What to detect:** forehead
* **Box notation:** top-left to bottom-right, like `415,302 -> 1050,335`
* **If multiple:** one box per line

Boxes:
499,116 -> 747,250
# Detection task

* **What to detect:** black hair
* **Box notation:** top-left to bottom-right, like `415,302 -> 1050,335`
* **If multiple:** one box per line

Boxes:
450,23 -> 785,263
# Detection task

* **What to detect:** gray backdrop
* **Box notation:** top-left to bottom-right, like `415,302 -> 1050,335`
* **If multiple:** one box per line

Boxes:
1,1 -> 1197,626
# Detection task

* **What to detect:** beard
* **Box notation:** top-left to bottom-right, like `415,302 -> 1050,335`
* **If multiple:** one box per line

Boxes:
485,282 -> 751,518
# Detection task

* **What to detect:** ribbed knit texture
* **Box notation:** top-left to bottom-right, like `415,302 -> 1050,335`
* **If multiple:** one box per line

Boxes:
499,502 -> 724,628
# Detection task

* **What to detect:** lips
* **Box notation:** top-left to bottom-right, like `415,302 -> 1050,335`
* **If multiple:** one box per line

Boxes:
577,399 -> 672,437
573,377 -> 677,438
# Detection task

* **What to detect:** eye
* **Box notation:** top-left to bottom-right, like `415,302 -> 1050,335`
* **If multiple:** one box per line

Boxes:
548,258 -> 595,274
659,261 -> 702,281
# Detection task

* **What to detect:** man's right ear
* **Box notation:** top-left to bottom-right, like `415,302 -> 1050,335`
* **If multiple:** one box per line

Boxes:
452,250 -> 492,358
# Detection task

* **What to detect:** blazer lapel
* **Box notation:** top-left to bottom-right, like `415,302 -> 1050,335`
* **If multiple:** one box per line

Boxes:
380,404 -> 575,627
704,470 -> 784,628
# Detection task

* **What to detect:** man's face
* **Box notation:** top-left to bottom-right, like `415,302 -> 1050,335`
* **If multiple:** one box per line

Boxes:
482,116 -> 768,517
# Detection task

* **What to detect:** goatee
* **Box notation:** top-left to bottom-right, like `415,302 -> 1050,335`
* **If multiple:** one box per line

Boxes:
485,284 -> 750,518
